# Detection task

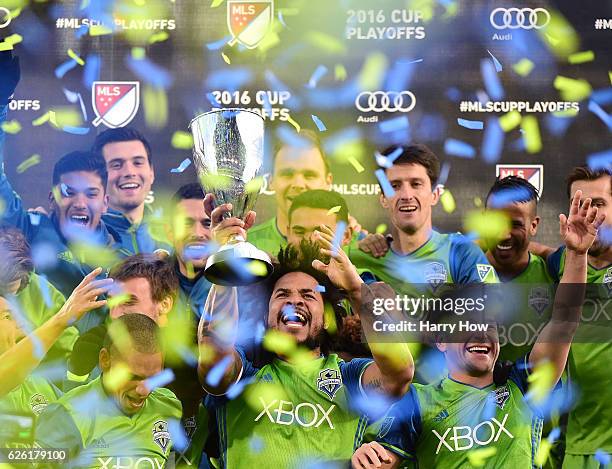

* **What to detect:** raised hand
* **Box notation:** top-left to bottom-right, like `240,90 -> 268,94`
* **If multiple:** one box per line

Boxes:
58,268 -> 112,324
204,193 -> 255,245
561,190 -> 606,254
312,224 -> 363,296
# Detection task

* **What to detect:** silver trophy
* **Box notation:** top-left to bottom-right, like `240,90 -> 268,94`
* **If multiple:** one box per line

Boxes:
189,109 -> 273,286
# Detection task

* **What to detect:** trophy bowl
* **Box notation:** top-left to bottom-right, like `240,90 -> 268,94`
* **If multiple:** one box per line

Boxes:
189,109 -> 273,286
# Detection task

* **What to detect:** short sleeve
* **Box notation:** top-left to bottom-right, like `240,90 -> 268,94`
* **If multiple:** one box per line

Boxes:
339,358 -> 373,398
449,236 -> 499,283
36,403 -> 83,460
546,247 -> 564,283
375,387 -> 421,460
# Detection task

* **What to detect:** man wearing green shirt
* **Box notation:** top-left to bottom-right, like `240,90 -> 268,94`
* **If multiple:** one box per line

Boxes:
352,189 -> 603,468
36,314 -> 182,468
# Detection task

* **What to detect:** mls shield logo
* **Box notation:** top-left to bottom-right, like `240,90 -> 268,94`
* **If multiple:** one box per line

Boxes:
528,286 -> 551,316
317,368 -> 343,400
29,393 -> 48,415
491,386 -> 510,409
496,164 -> 544,197
227,0 -> 273,48
424,262 -> 447,291
152,420 -> 171,452
92,81 -> 140,128
476,264 -> 495,282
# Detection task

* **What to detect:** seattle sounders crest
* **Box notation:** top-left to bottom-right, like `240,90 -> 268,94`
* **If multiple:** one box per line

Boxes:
317,368 -> 343,400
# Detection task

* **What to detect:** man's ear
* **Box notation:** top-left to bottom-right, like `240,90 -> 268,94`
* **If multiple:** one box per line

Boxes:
431,185 -> 441,206
530,215 -> 541,237
436,342 -> 447,353
99,347 -> 111,373
158,296 -> 174,318
150,164 -> 155,185
379,192 -> 389,209
325,172 -> 333,188
102,194 -> 109,214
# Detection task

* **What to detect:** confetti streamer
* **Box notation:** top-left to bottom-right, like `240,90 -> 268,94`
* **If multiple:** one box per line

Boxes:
464,210 -> 510,240
315,284 -> 326,292
379,116 -> 409,133
347,156 -> 364,173
553,76 -> 592,101
311,115 -> 327,131
32,111 -> 52,127
385,59 -> 417,92
374,169 -> 395,198
89,25 -> 113,36
307,65 -> 328,88
67,49 -> 85,66
0,33 -> 22,51
486,49 -> 502,72
126,57 -> 173,89
277,10 -> 287,28
37,274 -> 53,308
520,115 -> 542,154
221,52 -> 231,64
54,60 -> 78,79
588,100 -> 612,130
28,213 -> 42,227
591,88 -> 612,106
498,110 -> 522,132
331,221 -> 347,253
481,58 -> 504,100
444,139 -> 476,158
62,126 -> 90,135
168,419 -> 189,451
595,450 -> 611,466
375,224 -> 387,234
0,120 -> 21,134
144,369 -> 175,391
568,50 -> 595,64
131,47 -> 146,60
83,54 -> 100,88
16,154 -> 41,173
358,53 -> 388,90
143,86 -> 168,129
457,118 -> 484,130
206,68 -> 252,92
170,158 -> 192,173
482,118 -> 504,164
512,58 -> 534,77
171,131 -> 194,149
438,162 -> 451,186
286,114 -> 301,133
206,36 -> 231,50
305,31 -> 346,54
587,150 -> 612,171
206,355 -> 234,387
468,447 -> 497,467
148,31 -> 169,44
334,64 -> 347,81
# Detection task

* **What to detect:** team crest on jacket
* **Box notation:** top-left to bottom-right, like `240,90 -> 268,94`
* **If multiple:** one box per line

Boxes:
152,420 -> 171,452
528,286 -> 550,316
29,393 -> 48,415
424,262 -> 447,291
477,264 -> 495,282
377,416 -> 395,439
317,368 -> 343,400
491,386 -> 510,410
604,267 -> 612,295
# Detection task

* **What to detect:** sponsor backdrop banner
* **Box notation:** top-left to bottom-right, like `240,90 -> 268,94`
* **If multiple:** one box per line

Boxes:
0,0 -> 610,245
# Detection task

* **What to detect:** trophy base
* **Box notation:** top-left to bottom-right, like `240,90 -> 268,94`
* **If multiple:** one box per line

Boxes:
204,241 -> 273,286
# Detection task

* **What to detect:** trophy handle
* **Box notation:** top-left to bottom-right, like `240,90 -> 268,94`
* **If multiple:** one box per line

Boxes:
227,234 -> 246,244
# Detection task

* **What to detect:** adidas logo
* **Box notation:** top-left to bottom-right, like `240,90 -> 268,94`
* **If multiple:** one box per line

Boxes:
433,410 -> 449,422
260,373 -> 273,383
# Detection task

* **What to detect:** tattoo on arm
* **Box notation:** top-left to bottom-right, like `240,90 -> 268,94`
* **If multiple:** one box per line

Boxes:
364,377 -> 383,392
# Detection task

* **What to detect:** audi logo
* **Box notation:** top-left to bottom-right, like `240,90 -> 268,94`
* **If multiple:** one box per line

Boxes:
490,8 -> 551,30
0,7 -> 11,29
355,91 -> 416,113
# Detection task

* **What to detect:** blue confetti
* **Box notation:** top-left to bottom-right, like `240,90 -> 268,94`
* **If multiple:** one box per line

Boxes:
591,87 -> 612,106
176,346 -> 198,366
307,65 -> 328,89
488,187 -> 537,208
595,449 -> 611,466
206,92 -> 222,107
457,118 -> 484,130
168,419 -> 189,451
277,10 -> 287,28
170,158 -> 192,173
249,436 -> 264,453
385,60 -> 417,92
54,60 -> 78,79
206,68 -> 253,93
481,59 -> 504,100
587,150 -> 612,171
588,100 -> 612,130
323,127 -> 361,155
444,138 -> 476,158
311,115 -> 327,132
332,221 -> 347,253
62,126 -> 90,135
438,162 -> 451,186
375,169 -> 395,198
315,284 -> 326,292
481,118 -> 504,164
446,87 -> 461,102
547,427 -> 561,443
375,152 -> 392,169
276,125 -> 311,149
125,56 -> 174,89
206,355 -> 234,387
144,369 -> 175,391
37,274 -> 53,308
28,212 -> 41,226
227,376 -> 256,399
83,54 -> 100,88
206,36 -> 232,50
545,114 -> 574,137
75,24 -> 89,39
487,49 -> 503,72
379,116 -> 409,133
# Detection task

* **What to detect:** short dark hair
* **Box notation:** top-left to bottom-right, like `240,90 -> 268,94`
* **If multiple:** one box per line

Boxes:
52,151 -> 108,188
486,176 -> 539,210
92,127 -> 153,165
172,183 -> 205,204
110,254 -> 178,303
288,190 -> 349,224
566,166 -> 612,198
0,227 -> 33,295
273,129 -> 330,174
103,313 -> 161,356
379,144 -> 440,188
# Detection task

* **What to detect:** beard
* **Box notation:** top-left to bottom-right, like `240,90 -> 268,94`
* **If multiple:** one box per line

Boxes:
300,326 -> 327,351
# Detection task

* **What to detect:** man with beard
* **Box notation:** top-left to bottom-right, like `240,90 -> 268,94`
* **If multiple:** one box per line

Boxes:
92,127 -> 169,255
347,144 -> 498,297
484,176 -> 554,362
541,166 -> 612,469
351,190 -> 603,468
198,203 -> 413,468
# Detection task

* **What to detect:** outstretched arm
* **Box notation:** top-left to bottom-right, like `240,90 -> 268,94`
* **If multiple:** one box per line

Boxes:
529,190 -> 605,382
313,226 -> 413,397
528,241 -> 557,261
0,268 -> 111,396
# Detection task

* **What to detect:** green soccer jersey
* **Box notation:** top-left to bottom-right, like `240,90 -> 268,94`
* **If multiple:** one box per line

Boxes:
36,376 -> 182,468
376,356 -> 542,468
497,253 -> 555,363
206,348 -> 373,468
547,247 -> 612,455
347,231 -> 498,297
248,217 -> 287,257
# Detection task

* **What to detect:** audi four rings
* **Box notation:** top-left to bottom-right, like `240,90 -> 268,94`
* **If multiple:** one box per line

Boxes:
355,91 -> 417,113
489,8 -> 551,30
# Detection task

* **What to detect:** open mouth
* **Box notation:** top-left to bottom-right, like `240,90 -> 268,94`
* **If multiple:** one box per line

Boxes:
466,345 -> 491,355
126,395 -> 145,409
398,205 -> 418,213
69,214 -> 90,225
119,182 -> 140,191
496,241 -> 513,251
280,308 -> 309,329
